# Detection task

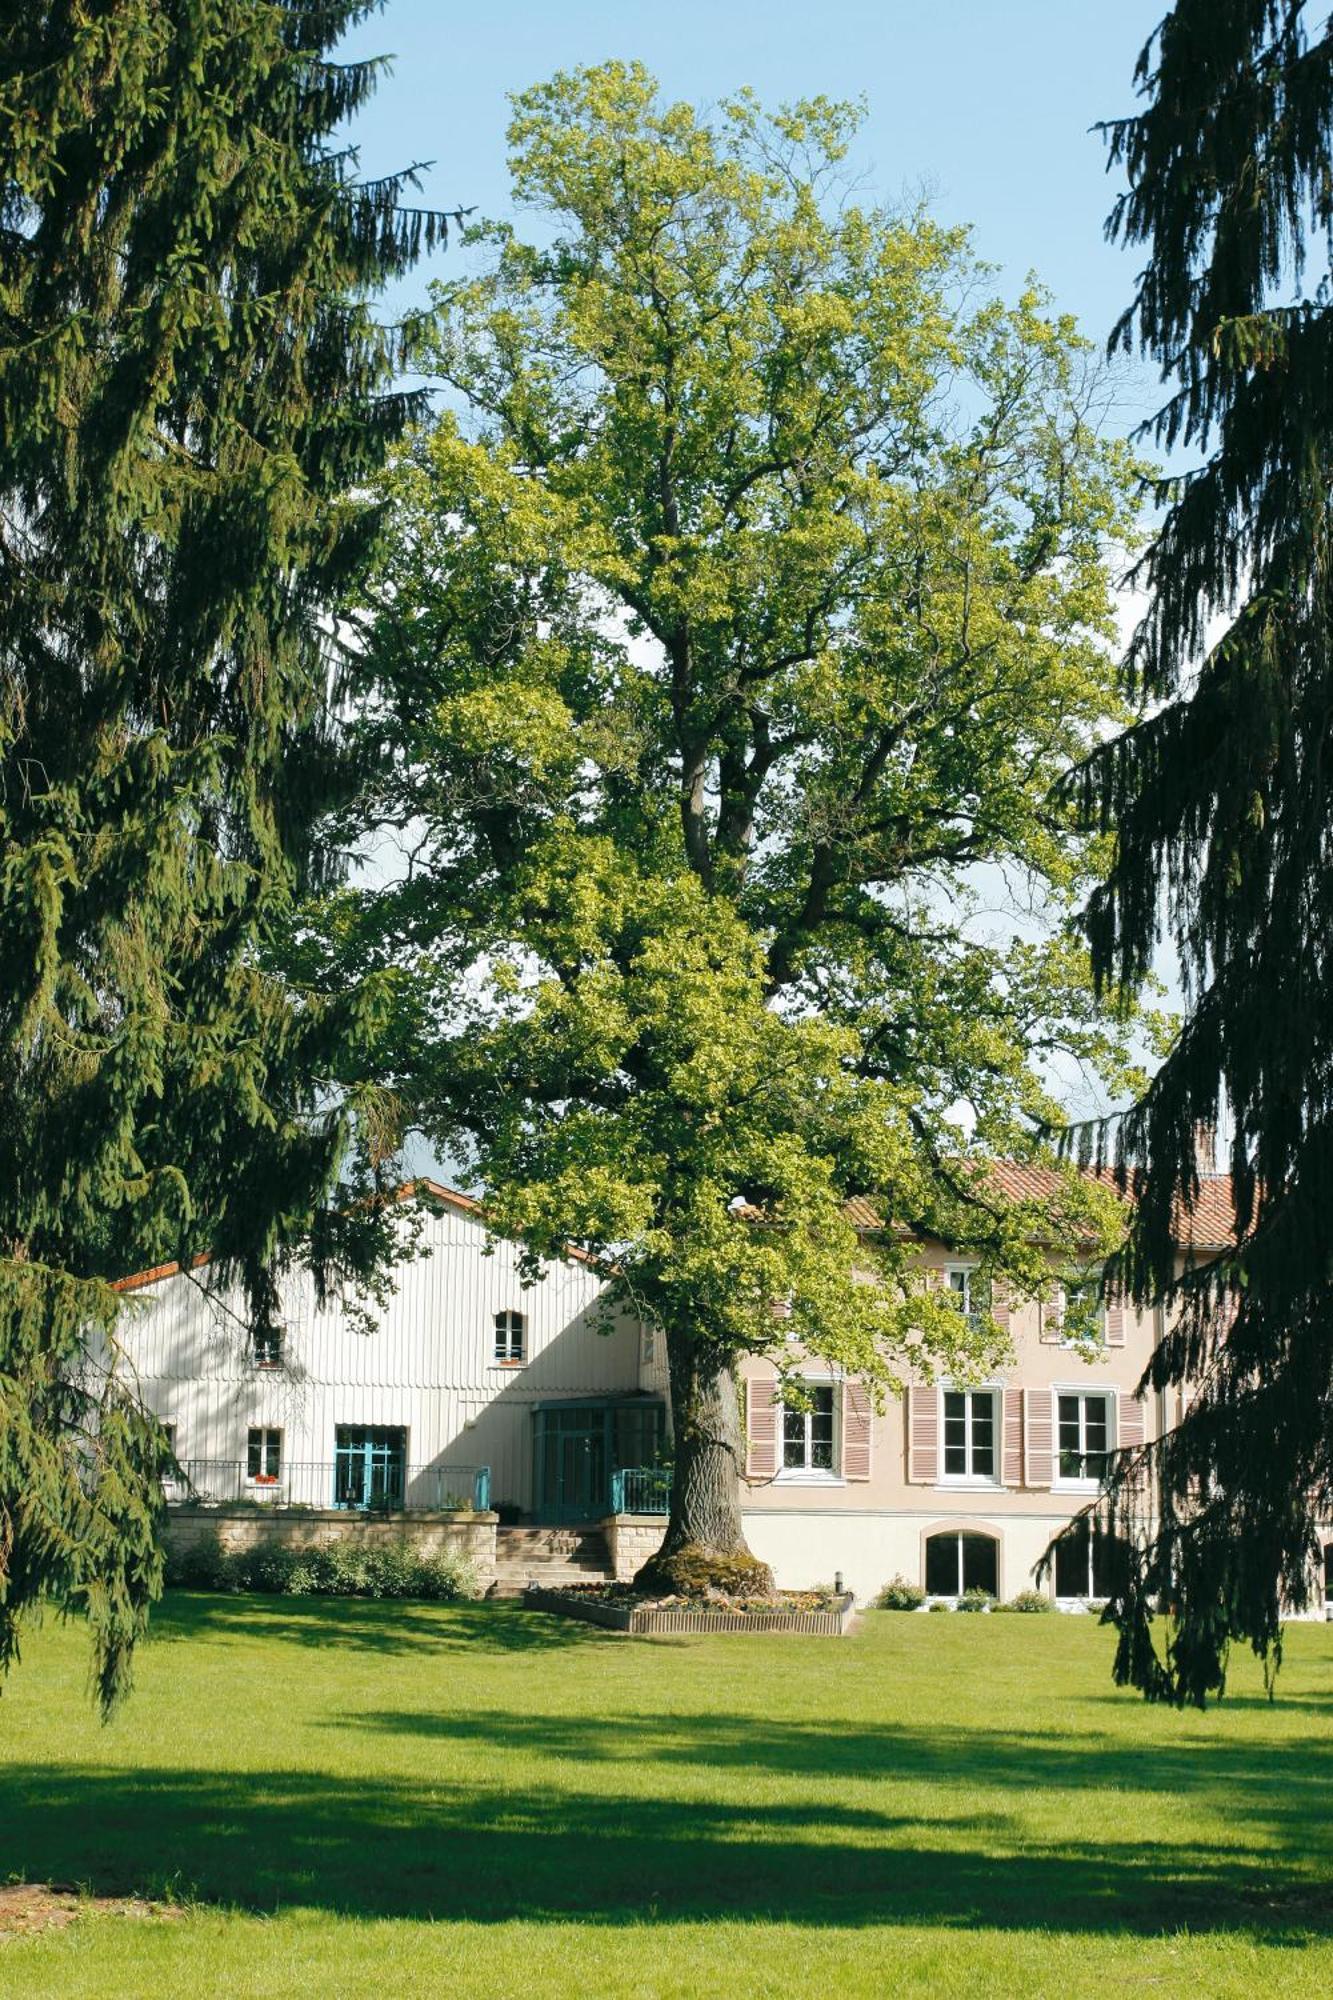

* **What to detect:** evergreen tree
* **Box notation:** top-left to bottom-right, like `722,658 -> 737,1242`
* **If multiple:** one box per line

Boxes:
1072,2 -> 1333,1702
313,65 -> 1145,1591
0,0 -> 451,1707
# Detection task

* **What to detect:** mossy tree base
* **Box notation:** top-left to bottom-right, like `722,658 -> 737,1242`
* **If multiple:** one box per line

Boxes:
633,1542 -> 775,1600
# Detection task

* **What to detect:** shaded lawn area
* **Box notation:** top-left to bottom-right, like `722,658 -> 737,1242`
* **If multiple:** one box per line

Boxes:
1,1597 -> 1332,1996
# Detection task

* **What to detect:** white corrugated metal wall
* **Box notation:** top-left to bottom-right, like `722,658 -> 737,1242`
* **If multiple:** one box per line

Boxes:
116,1199 -> 650,1512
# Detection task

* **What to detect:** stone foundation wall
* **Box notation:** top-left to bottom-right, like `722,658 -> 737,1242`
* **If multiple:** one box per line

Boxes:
604,1513 -> 666,1581
166,1507 -> 498,1587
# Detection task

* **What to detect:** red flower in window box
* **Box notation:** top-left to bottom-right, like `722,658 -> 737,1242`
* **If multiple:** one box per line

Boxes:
253,1473 -> 278,1486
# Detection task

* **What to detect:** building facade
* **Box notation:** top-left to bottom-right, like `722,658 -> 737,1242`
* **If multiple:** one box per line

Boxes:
119,1174 -> 1312,1611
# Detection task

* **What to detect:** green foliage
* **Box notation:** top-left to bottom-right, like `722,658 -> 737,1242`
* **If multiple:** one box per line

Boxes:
314,63 -> 1147,1553
164,1532 -> 480,1603
956,1587 -> 995,1614
0,0 -> 448,1707
995,1590 -> 1054,1615
1072,2 -> 1333,1704
875,1576 -> 927,1611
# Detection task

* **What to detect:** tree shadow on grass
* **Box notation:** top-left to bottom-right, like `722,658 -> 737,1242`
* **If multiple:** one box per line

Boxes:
338,1701 -> 1333,1826
3,1714 -> 1331,1942
149,1594 -> 612,1656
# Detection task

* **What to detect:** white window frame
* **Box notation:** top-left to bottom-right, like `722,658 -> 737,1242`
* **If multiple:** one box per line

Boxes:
938,1384 -> 1002,1487
493,1309 -> 526,1366
944,1262 -> 981,1327
1050,1272 -> 1107,1347
924,1527 -> 1001,1599
252,1325 -> 284,1369
159,1421 -> 184,1498
1052,1384 -> 1116,1492
1053,1518 -> 1121,1604
247,1425 -> 282,1485
777,1380 -> 842,1484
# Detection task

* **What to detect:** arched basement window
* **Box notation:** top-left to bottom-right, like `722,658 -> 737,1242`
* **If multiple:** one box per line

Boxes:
1054,1518 -> 1131,1601
925,1530 -> 998,1598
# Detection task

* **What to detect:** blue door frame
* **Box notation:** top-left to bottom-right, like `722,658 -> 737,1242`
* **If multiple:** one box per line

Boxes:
531,1400 -> 665,1524
334,1425 -> 406,1509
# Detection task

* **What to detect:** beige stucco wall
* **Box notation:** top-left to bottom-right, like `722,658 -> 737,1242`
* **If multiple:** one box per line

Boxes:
724,1239 -> 1164,1601
738,1240 -> 1160,1518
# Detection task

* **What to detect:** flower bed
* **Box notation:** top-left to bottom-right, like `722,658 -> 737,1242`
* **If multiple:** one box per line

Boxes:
524,1582 -> 856,1636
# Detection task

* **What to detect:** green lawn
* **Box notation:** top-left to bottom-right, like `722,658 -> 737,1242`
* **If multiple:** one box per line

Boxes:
1,1597 -> 1332,1997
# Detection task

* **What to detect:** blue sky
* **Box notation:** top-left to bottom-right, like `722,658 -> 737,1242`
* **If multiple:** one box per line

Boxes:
339,0 -> 1168,423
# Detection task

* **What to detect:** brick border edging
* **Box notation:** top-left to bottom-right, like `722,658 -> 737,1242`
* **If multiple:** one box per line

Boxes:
523,1585 -> 857,1636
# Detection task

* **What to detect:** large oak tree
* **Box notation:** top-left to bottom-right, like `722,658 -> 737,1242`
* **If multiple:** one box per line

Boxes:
319,65 -> 1142,1588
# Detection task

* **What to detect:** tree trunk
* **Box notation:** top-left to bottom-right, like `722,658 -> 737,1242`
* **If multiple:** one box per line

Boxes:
634,1327 -> 774,1597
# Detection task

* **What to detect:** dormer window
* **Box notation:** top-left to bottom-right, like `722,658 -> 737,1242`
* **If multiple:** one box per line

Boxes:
494,1310 -> 526,1365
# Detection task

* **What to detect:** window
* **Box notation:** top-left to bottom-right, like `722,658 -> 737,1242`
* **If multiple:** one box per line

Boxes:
1054,1518 -> 1129,1600
159,1422 -> 182,1495
253,1326 -> 283,1368
494,1310 -> 526,1364
925,1530 -> 998,1597
247,1427 -> 282,1484
782,1384 -> 836,1474
941,1389 -> 998,1481
946,1266 -> 981,1327
1056,1275 -> 1106,1345
1057,1392 -> 1113,1483
1325,1544 -> 1333,1605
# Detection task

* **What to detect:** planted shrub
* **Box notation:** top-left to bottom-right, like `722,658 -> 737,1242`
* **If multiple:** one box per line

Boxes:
995,1589 -> 1054,1615
164,1531 -> 230,1591
165,1533 -> 480,1603
927,1600 -> 951,1613
956,1587 -> 995,1613
876,1575 -> 926,1611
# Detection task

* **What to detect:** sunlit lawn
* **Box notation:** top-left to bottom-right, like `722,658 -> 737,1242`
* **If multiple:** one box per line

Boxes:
1,1595 -> 1332,1997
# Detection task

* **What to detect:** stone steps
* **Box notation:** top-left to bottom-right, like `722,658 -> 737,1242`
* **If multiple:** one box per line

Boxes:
489,1524 -> 613,1598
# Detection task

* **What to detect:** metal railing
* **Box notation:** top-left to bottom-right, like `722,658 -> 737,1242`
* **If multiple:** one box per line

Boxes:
609,1465 -> 672,1515
164,1460 -> 491,1514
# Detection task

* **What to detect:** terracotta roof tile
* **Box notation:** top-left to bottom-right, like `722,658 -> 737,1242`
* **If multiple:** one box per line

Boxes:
844,1162 -> 1239,1253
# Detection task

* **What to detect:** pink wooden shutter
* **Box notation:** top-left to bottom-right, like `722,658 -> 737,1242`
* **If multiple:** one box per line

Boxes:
746,1376 -> 778,1479
907,1385 -> 938,1484
1106,1285 -> 1126,1347
842,1380 -> 872,1480
1040,1293 -> 1063,1344
1118,1390 -> 1145,1450
990,1280 -> 1009,1333
1024,1387 -> 1053,1486
1003,1387 -> 1023,1485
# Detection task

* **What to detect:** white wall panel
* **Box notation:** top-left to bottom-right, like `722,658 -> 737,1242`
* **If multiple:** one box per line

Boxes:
117,1196 -> 649,1502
